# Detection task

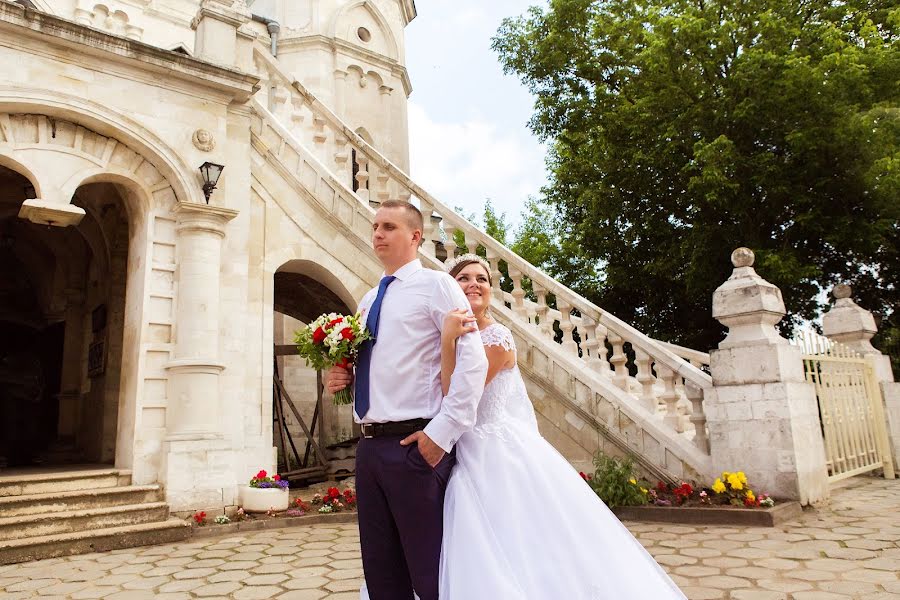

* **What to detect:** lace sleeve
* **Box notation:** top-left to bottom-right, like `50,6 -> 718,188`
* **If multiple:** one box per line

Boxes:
480,324 -> 515,352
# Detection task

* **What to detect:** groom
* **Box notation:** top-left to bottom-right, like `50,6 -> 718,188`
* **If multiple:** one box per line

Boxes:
326,200 -> 487,600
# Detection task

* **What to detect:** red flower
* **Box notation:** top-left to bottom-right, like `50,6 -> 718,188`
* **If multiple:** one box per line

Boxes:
340,327 -> 355,341
273,474 -> 281,481
256,470 -> 267,479
656,481 -> 668,493
328,317 -> 344,327
336,356 -> 352,369
312,327 -> 327,344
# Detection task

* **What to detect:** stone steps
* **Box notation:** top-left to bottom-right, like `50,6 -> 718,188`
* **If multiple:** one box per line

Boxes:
0,502 -> 170,541
0,468 -> 188,564
0,485 -> 163,518
0,468 -> 128,497
0,518 -> 191,564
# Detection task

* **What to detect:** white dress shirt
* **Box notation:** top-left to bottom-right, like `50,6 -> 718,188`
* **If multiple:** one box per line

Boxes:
355,259 -> 488,452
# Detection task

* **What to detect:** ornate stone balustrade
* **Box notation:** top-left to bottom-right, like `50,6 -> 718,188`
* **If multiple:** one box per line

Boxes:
249,44 -> 714,478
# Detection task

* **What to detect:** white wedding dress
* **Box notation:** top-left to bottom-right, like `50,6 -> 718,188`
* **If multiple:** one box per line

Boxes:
361,323 -> 686,599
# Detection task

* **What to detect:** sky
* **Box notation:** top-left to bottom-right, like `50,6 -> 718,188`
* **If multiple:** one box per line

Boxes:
404,1 -> 549,230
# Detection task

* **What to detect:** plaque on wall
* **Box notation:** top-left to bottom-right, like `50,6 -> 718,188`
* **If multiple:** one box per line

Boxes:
88,340 -> 105,377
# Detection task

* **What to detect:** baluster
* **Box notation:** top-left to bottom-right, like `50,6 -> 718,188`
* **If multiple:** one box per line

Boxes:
657,366 -> 681,431
508,267 -> 527,320
686,382 -> 709,452
272,84 -> 289,121
430,212 -> 443,256
634,350 -> 657,412
376,171 -> 391,205
312,114 -> 327,145
290,97 -> 305,136
354,153 -> 370,204
592,321 -> 611,377
609,333 -> 628,390
558,301 -> 578,355
420,201 -> 437,257
534,284 -> 552,338
485,249 -> 502,297
582,315 -> 599,364
443,226 -> 459,262
463,233 -> 479,256
333,135 -> 350,181
399,189 -> 412,203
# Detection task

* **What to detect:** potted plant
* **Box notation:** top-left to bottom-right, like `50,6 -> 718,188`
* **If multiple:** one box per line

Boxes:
238,470 -> 290,512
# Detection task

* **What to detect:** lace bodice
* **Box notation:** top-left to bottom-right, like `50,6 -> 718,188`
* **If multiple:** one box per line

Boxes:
472,324 -> 539,438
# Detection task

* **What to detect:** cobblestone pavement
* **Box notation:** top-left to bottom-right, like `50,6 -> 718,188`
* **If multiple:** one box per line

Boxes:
1,476 -> 897,599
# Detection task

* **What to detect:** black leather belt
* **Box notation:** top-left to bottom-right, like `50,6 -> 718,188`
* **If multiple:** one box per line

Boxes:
360,418 -> 432,439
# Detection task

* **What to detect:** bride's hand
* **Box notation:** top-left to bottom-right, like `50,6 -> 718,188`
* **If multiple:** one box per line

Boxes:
443,308 -> 477,340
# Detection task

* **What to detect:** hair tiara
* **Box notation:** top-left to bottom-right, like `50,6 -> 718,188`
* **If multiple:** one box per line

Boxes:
444,253 -> 491,274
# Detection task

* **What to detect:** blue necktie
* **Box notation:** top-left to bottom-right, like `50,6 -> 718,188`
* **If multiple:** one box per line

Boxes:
354,275 -> 396,418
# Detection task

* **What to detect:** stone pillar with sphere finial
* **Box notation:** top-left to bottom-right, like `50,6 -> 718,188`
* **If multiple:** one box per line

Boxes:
706,248 -> 829,505
823,284 -> 900,472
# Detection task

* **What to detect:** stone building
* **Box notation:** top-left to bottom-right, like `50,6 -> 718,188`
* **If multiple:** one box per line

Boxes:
0,0 -> 894,561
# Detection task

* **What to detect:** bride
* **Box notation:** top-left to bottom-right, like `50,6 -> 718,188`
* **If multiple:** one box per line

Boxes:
365,254 -> 687,599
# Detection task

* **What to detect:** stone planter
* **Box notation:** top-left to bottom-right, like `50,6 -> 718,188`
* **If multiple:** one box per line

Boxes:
612,501 -> 802,527
239,486 -> 289,513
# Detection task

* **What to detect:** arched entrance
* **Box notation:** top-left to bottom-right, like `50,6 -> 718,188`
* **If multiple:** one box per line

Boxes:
0,166 -> 130,467
272,259 -> 356,481
0,107 -> 195,480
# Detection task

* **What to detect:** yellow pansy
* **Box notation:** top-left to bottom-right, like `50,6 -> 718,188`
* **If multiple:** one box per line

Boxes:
721,471 -> 730,480
629,478 -> 637,485
640,487 -> 648,494
727,473 -> 744,491
737,471 -> 748,485
712,478 -> 726,494
746,490 -> 756,502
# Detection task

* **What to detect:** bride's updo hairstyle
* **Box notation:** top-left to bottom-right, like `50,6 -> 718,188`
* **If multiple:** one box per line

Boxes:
446,253 -> 492,285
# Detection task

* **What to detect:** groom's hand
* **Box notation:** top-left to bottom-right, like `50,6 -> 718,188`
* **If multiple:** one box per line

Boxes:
400,431 -> 445,468
325,365 -> 352,394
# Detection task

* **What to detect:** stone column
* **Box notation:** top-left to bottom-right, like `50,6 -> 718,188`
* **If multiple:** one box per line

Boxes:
191,0 -> 252,68
162,202 -> 238,511
706,248 -> 829,504
823,284 -> 899,473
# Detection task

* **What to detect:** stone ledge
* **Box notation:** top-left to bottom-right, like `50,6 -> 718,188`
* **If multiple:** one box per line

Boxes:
190,511 -> 358,539
612,501 -> 803,527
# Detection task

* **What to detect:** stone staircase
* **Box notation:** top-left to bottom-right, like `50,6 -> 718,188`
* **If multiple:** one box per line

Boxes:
0,468 -> 190,564
249,44 -> 716,484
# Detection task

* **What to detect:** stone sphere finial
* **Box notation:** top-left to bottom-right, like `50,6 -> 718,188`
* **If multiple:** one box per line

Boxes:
833,284 -> 852,300
731,247 -> 754,268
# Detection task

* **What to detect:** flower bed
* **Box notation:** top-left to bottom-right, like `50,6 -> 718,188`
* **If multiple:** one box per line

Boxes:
188,484 -> 359,537
581,456 -> 801,526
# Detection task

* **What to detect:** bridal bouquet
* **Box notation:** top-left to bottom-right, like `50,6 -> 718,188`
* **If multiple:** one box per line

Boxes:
294,313 -> 371,405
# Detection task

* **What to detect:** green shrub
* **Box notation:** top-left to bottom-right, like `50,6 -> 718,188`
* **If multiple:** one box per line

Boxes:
586,452 -> 648,508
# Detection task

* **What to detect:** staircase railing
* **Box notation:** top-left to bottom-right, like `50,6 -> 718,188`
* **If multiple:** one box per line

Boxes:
250,45 -> 713,467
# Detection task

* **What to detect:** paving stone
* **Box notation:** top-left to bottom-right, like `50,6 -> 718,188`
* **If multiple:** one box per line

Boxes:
192,582 -> 242,597
2,476 -> 898,600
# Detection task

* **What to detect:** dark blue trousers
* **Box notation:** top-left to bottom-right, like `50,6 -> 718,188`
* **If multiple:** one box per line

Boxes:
356,435 -> 455,600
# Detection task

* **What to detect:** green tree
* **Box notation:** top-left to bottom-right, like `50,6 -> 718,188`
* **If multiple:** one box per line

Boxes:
493,0 -> 900,350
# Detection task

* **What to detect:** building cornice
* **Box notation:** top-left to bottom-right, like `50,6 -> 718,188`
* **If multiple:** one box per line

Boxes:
277,34 -> 412,96
0,0 -> 260,103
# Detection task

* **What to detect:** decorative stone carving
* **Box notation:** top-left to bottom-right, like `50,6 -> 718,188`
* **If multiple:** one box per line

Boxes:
192,128 -> 215,152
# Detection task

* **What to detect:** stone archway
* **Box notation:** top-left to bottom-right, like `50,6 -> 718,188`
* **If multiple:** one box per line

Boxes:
272,260 -> 356,477
0,111 -> 187,478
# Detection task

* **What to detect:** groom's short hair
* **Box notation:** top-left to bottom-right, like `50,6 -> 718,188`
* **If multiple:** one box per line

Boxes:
380,200 -> 424,238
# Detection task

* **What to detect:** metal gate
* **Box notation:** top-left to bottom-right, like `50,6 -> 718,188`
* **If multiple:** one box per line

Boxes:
797,331 -> 895,482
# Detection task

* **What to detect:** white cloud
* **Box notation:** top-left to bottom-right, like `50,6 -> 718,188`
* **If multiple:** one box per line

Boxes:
407,101 -> 547,228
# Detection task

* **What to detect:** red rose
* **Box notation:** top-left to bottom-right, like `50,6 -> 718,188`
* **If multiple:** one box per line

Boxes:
313,327 -> 326,344
340,327 -> 355,341
273,474 -> 281,481
336,357 -> 352,369
256,470 -> 267,479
